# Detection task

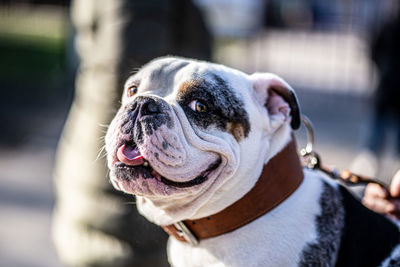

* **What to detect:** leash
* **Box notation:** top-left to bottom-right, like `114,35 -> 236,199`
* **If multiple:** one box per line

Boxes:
299,115 -> 389,191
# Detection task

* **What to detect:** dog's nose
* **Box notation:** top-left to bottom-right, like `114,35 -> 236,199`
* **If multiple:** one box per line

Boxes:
141,97 -> 162,115
123,96 -> 171,139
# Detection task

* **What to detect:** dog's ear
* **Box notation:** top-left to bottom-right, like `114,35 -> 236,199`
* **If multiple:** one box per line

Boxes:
250,73 -> 301,130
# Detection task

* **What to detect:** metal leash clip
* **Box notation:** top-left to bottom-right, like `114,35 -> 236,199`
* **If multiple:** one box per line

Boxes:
299,115 -> 389,190
173,221 -> 199,246
299,115 -> 320,169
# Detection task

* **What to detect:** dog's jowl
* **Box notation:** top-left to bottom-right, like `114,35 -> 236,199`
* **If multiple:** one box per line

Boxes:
105,56 -> 400,267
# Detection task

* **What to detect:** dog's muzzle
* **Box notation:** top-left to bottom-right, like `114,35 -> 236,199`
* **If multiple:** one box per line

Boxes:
109,95 -> 222,196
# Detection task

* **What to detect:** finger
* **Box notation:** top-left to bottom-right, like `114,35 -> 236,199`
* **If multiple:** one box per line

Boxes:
362,197 -> 397,214
390,170 -> 400,198
365,183 -> 389,199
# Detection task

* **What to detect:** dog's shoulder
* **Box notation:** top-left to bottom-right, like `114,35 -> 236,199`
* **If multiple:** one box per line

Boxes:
298,179 -> 345,266
335,185 -> 400,267
298,175 -> 400,267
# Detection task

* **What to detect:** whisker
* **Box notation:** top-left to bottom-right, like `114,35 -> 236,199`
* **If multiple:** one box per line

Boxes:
96,144 -> 107,162
98,123 -> 110,135
98,123 -> 109,129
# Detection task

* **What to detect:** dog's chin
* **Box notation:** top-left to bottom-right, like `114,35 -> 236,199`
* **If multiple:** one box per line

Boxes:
109,155 -> 222,197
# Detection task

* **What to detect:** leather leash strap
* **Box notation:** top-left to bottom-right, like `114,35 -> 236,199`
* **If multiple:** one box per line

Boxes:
162,139 -> 304,243
302,150 -> 389,190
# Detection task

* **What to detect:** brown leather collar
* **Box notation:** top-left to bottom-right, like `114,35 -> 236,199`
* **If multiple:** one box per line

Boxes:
162,138 -> 304,244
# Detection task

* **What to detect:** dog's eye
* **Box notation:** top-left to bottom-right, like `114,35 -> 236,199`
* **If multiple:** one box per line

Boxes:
127,86 -> 138,97
189,100 -> 207,112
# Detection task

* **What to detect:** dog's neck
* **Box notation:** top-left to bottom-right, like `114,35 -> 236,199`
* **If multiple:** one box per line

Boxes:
162,138 -> 304,244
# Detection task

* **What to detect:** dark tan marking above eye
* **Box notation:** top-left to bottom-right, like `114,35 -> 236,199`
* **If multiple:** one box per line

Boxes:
226,122 -> 246,142
179,80 -> 201,95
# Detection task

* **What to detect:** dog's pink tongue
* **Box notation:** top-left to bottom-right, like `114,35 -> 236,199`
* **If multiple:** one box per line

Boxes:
117,144 -> 144,166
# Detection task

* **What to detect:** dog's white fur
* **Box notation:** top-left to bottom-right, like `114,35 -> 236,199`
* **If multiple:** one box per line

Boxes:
107,57 -> 372,266
106,58 -> 314,265
135,67 -> 294,225
107,58 -> 295,225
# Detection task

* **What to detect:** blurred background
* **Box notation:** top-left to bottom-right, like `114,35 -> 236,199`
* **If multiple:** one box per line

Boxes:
0,0 -> 399,266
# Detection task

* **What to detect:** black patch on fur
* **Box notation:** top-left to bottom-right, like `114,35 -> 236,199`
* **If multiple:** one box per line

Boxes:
114,162 -> 153,180
162,141 -> 168,149
133,122 -> 144,144
140,114 -> 170,136
177,73 -> 250,138
299,182 -> 344,267
334,185 -> 400,267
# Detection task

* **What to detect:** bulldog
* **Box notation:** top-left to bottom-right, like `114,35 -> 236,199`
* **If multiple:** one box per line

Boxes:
105,56 -> 400,267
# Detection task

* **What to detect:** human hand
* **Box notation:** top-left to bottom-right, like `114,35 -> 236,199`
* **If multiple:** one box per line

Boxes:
362,170 -> 400,220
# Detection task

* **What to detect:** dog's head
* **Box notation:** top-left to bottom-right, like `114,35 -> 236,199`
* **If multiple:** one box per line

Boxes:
105,57 -> 300,224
